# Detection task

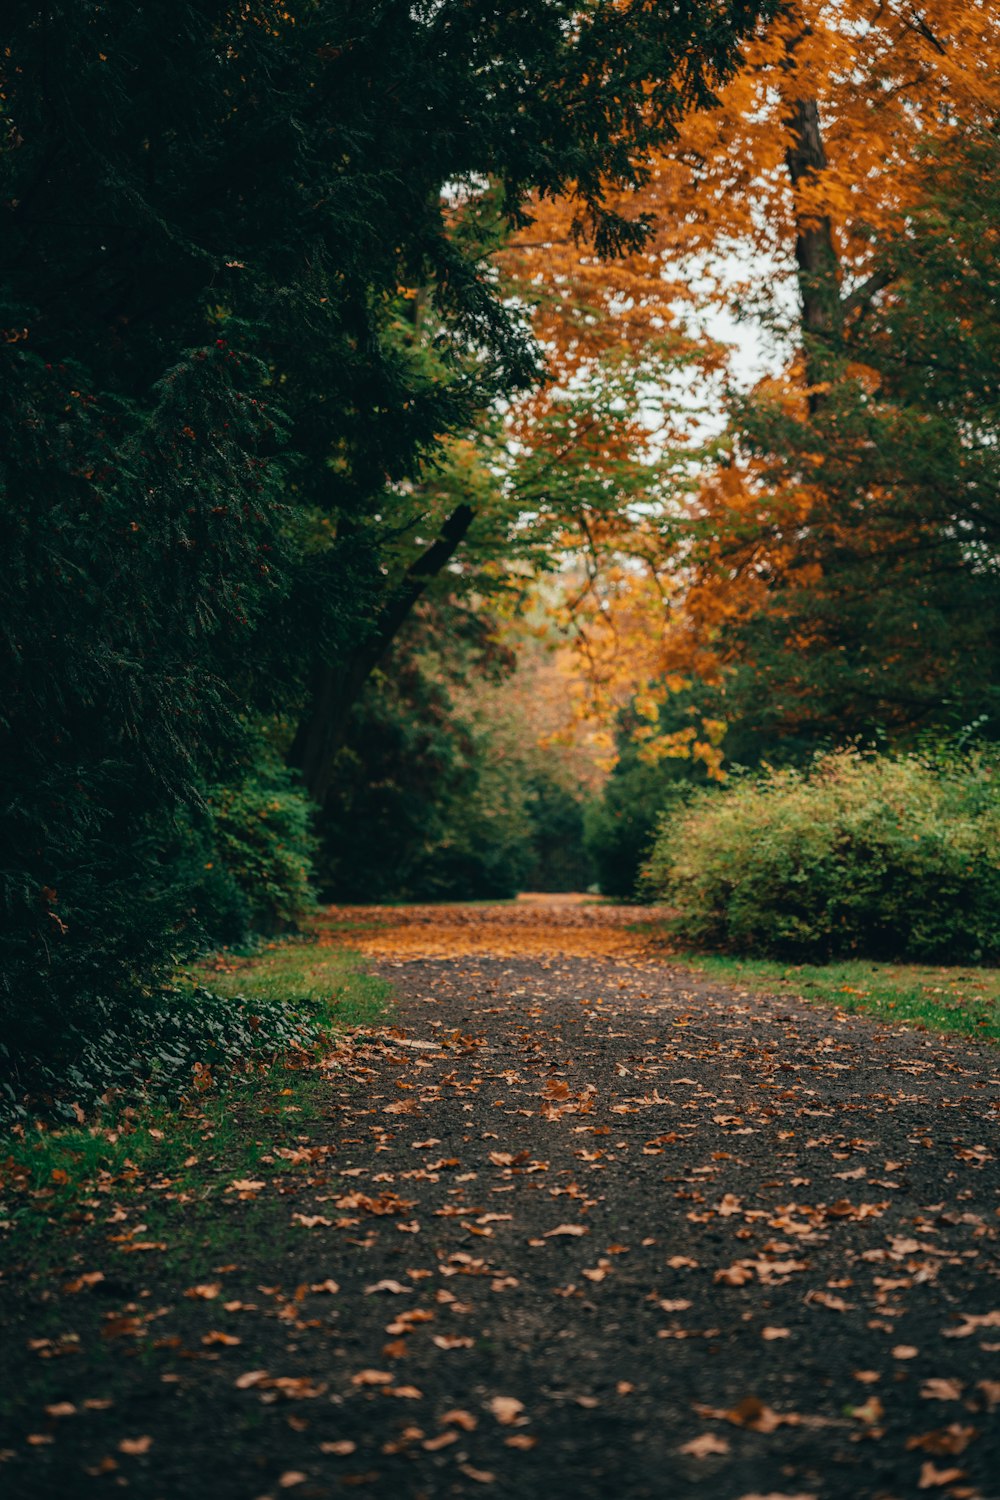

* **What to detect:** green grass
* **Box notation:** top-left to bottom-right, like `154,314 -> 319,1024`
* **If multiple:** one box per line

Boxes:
673,952 -> 1000,1043
0,939 -> 391,1258
192,936 -> 390,1025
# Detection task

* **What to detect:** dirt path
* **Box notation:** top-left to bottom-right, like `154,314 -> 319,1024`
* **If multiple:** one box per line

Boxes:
3,902 -> 999,1499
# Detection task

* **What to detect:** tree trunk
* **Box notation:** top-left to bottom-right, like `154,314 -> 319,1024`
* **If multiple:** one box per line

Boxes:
289,502 -> 476,807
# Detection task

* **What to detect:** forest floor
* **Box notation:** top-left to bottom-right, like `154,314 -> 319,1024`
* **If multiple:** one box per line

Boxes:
2,898 -> 998,1500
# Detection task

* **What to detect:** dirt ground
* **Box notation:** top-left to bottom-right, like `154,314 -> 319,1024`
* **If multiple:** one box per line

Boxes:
2,900 -> 998,1499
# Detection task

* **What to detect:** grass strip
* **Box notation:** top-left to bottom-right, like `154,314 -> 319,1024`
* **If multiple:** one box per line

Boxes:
672,952 -> 999,1044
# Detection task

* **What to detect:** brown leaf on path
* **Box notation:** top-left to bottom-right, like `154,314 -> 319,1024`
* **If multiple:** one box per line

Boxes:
725,1397 -> 793,1434
762,1326 -> 789,1340
543,1223 -> 587,1237
679,1432 -> 730,1458
234,1369 -> 269,1390
917,1462 -> 966,1489
920,1379 -> 964,1401
805,1290 -> 852,1312
976,1380 -> 1000,1411
734,1493 -> 818,1500
292,1213 -> 332,1228
118,1436 -> 153,1455
458,1465 -> 495,1484
365,1280 -> 411,1295
202,1331 -> 241,1347
892,1345 -> 919,1359
714,1264 -> 753,1286
432,1334 -> 474,1349
319,1440 -> 356,1455
84,1456 -> 118,1476
442,1409 -> 478,1431
695,1398 -> 797,1434
351,1370 -> 394,1387
906,1425 -> 977,1456
310,1279 -> 340,1294
386,1385 -> 423,1399
505,1433 -> 537,1449
850,1396 -> 884,1426
63,1271 -> 105,1294
422,1430 -> 459,1451
582,1260 -> 611,1282
488,1396 -> 525,1425
942,1311 -> 1000,1339
278,1473 -> 307,1489
44,1402 -> 76,1418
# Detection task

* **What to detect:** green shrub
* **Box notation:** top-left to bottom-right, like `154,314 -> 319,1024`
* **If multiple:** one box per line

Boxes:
0,978 -> 326,1125
643,749 -> 1000,962
195,759 -> 317,942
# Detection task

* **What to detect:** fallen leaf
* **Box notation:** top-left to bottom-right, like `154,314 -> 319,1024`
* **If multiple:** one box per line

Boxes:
423,1430 -> 459,1452
679,1432 -> 730,1458
63,1272 -> 105,1294
850,1396 -> 884,1426
906,1425 -> 976,1457
351,1370 -> 394,1387
714,1264 -> 753,1286
118,1436 -> 153,1456
488,1396 -> 525,1425
920,1379 -> 964,1401
442,1409 -> 478,1431
184,1282 -> 222,1300
917,1462 -> 966,1489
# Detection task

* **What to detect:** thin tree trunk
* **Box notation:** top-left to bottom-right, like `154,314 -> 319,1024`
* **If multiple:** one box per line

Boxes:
289,502 -> 475,807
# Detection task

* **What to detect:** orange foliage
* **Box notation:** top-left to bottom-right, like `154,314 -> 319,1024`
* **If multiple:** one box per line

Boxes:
316,896 -> 668,960
499,1 -> 1000,758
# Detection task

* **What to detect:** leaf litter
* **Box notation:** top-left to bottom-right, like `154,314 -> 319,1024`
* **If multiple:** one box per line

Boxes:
1,896 -> 998,1498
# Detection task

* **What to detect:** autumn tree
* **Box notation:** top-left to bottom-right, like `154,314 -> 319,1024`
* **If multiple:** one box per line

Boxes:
508,0 -> 1000,760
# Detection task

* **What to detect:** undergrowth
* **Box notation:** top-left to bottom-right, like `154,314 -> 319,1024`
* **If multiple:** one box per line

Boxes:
0,939 -> 391,1254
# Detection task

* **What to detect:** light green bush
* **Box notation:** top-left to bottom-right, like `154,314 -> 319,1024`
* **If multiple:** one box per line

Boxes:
642,749 -> 1000,962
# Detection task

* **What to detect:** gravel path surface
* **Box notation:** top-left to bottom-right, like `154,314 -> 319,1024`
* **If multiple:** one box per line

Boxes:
2,908 -> 998,1499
